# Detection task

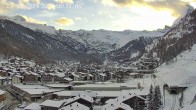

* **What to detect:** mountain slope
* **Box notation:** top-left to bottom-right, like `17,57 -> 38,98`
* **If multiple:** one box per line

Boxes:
59,29 -> 168,54
0,15 -> 171,64
145,9 -> 196,64
108,36 -> 156,63
155,44 -> 196,110
0,19 -> 102,64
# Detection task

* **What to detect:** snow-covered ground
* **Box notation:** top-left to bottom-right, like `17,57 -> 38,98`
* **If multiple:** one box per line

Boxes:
154,44 -> 196,110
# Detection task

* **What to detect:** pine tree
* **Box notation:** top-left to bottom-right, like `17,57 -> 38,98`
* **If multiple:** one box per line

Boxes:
153,85 -> 162,110
157,86 -> 162,107
147,85 -> 154,110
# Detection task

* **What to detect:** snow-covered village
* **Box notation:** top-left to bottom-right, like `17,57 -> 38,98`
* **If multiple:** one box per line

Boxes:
0,0 -> 196,110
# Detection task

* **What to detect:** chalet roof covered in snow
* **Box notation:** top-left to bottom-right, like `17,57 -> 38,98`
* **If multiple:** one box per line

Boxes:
105,94 -> 146,105
64,94 -> 93,106
60,102 -> 89,110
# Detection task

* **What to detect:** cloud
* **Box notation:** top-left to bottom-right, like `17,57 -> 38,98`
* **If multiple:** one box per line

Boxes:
47,3 -> 56,10
19,0 -> 41,5
21,15 -> 47,24
20,0 -> 30,4
55,17 -> 74,26
0,0 -> 33,14
111,8 -> 176,31
75,17 -> 83,21
31,0 -> 41,5
101,0 -> 194,17
36,11 -> 59,17
55,0 -> 73,4
74,17 -> 88,22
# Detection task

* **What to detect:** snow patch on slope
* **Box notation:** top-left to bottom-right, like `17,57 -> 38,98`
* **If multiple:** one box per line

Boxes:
156,44 -> 196,86
155,44 -> 196,109
60,29 -> 168,53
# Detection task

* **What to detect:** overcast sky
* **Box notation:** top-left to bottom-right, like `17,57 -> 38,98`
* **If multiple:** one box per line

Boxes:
0,0 -> 196,31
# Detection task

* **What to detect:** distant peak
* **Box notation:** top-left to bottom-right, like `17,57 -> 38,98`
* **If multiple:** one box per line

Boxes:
173,5 -> 194,26
12,15 -> 26,22
186,4 -> 194,15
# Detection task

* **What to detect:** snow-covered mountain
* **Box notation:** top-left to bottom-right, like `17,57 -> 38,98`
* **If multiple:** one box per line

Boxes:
0,15 -> 57,35
1,15 -> 169,54
142,8 -> 196,65
173,5 -> 194,26
59,29 -> 169,54
0,15 -> 171,64
0,18 -> 103,64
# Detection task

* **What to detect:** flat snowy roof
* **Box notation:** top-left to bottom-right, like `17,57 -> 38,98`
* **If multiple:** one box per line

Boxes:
40,100 -> 65,108
53,89 -> 148,97
13,84 -> 62,95
45,84 -> 70,88
24,103 -> 41,110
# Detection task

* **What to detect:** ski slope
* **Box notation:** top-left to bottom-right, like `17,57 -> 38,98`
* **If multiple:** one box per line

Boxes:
155,44 -> 196,110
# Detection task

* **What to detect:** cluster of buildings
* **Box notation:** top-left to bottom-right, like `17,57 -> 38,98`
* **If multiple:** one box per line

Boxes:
0,57 -> 156,110
0,57 -> 153,86
21,90 -> 147,110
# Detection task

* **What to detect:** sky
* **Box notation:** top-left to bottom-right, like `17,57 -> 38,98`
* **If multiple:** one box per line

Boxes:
0,0 -> 196,31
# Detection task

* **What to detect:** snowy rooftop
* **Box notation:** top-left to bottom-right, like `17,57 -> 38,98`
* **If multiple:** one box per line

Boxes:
64,94 -> 93,106
0,76 -> 7,80
105,94 -> 146,105
13,84 -> 48,89
98,73 -> 106,76
102,102 -> 133,110
40,100 -> 64,108
78,72 -> 87,75
45,84 -> 70,88
24,103 -> 41,110
74,83 -> 137,88
71,72 -> 79,78
26,71 -> 39,76
0,90 -> 5,95
13,84 -> 62,95
53,89 -> 148,98
64,77 -> 73,81
14,75 -> 23,78
60,102 -> 89,110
